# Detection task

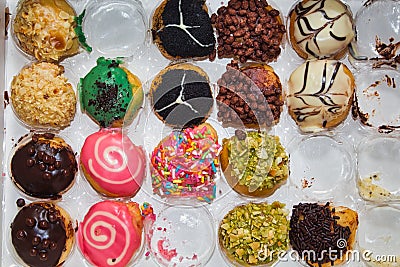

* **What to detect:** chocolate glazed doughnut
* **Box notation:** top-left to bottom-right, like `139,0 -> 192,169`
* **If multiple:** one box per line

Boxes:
11,202 -> 75,267
10,133 -> 77,199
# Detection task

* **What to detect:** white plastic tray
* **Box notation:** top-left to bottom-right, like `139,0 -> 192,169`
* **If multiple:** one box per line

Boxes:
1,0 -> 399,266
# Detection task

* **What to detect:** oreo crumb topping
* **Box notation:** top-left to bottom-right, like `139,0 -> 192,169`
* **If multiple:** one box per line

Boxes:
152,68 -> 213,128
154,0 -> 215,58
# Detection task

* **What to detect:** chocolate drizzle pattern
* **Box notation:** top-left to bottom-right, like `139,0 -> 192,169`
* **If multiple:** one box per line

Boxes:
10,133 -> 77,199
287,60 -> 355,132
11,202 -> 73,267
153,0 -> 215,58
151,65 -> 213,128
290,0 -> 354,59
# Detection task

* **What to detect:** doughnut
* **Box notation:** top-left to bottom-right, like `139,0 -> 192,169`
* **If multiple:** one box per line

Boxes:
219,202 -> 289,266
152,0 -> 216,60
288,0 -> 354,59
11,62 -> 76,130
11,201 -> 75,267
212,0 -> 286,63
150,63 -> 213,128
12,0 -> 79,61
79,57 -> 144,128
286,60 -> 355,132
289,202 -> 359,267
80,129 -> 146,197
10,133 -> 77,199
220,130 -> 289,197
216,61 -> 284,128
150,123 -> 220,202
77,201 -> 154,267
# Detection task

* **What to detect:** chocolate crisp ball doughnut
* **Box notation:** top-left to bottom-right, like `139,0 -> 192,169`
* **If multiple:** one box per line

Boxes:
10,133 -> 77,199
11,201 -> 75,267
152,0 -> 216,60
13,0 -> 79,62
212,0 -> 286,63
288,0 -> 355,59
216,60 -> 283,128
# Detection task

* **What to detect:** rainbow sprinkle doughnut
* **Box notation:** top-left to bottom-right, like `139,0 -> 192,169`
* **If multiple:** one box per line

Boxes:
151,124 -> 221,202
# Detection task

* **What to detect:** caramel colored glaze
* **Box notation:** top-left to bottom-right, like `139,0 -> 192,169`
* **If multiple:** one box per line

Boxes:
11,202 -> 74,267
11,133 -> 77,199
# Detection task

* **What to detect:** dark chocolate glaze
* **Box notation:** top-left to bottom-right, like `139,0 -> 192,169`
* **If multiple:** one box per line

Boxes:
152,68 -> 213,128
11,134 -> 77,199
155,0 -> 215,58
11,203 -> 69,267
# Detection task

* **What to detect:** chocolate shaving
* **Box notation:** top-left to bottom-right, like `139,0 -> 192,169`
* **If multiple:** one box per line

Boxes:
372,36 -> 400,69
5,7 -> 10,38
4,90 -> 9,108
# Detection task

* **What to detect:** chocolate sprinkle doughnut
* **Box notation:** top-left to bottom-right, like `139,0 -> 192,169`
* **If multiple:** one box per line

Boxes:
150,64 -> 213,128
152,0 -> 216,60
289,203 -> 353,266
10,133 -> 77,199
11,202 -> 74,267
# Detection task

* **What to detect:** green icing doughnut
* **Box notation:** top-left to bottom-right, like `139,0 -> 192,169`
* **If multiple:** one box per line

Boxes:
79,57 -> 141,127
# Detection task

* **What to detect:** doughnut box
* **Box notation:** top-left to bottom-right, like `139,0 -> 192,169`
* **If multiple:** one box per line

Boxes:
1,0 -> 400,266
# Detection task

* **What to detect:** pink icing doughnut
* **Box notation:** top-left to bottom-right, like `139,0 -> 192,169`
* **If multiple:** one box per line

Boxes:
77,201 -> 144,267
80,129 -> 146,197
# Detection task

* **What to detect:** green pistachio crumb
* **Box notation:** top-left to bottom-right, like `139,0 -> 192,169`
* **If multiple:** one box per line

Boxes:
219,202 -> 290,265
228,132 -> 289,191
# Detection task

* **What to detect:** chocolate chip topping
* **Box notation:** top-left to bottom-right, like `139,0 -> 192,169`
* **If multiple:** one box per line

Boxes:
216,61 -> 283,127
212,0 -> 285,63
153,0 -> 216,59
152,68 -> 213,128
11,203 -> 68,267
25,217 -> 36,227
289,203 -> 351,266
11,134 -> 77,199
16,198 -> 25,207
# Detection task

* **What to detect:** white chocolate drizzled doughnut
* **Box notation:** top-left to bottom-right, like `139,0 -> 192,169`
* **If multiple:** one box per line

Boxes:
287,60 -> 355,132
289,0 -> 354,59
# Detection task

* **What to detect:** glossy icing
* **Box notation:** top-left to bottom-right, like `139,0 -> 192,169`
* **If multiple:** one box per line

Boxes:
11,202 -> 74,267
79,57 -> 143,127
290,0 -> 354,59
77,201 -> 143,267
80,129 -> 145,197
10,133 -> 77,199
287,60 -> 355,132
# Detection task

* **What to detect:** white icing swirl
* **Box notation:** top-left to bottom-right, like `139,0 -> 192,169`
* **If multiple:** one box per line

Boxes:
83,211 -> 130,266
87,134 -> 137,185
